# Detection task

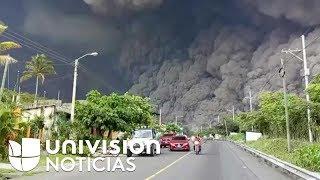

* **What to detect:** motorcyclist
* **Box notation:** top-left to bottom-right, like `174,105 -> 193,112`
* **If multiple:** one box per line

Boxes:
193,134 -> 202,152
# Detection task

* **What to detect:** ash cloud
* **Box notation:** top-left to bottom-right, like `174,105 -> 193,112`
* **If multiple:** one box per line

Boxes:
83,0 -> 163,16
244,0 -> 320,26
19,0 -> 320,127
123,0 -> 320,127
23,1 -> 123,53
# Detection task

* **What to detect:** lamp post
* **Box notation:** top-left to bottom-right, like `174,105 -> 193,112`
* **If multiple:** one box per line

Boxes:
70,52 -> 98,123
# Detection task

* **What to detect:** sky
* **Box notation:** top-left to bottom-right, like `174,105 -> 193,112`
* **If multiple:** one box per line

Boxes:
1,0 -> 320,123
0,0 -> 130,101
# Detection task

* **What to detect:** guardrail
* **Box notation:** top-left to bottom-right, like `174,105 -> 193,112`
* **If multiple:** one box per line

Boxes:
230,141 -> 320,180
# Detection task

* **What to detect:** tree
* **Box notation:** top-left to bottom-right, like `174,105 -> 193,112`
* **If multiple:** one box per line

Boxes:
0,104 -> 18,159
0,24 -> 21,101
307,74 -> 320,140
75,90 -> 154,139
164,123 -> 182,133
20,54 -> 55,102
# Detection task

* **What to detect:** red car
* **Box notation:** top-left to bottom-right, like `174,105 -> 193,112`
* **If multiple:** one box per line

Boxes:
160,133 -> 175,148
169,135 -> 190,151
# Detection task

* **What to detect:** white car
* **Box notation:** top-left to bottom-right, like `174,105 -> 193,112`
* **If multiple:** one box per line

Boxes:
127,128 -> 160,157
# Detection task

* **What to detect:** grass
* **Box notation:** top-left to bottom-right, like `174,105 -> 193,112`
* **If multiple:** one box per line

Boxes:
227,133 -> 245,143
0,169 -> 16,180
244,138 -> 320,172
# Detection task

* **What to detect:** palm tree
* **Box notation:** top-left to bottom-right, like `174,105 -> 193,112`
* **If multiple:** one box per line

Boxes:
0,24 -> 21,101
21,54 -> 56,103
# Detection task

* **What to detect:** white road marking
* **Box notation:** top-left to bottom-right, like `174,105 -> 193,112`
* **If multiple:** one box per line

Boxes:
145,151 -> 192,180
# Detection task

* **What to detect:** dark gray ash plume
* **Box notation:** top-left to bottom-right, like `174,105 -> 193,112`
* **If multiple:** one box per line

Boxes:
21,0 -> 320,128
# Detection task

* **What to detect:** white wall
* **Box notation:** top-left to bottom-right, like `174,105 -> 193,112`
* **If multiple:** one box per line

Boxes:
21,105 -> 56,138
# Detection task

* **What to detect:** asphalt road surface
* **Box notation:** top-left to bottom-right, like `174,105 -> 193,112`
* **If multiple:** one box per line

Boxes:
16,141 -> 292,180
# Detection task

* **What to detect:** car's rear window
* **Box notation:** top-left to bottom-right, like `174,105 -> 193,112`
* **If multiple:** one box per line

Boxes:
172,136 -> 186,140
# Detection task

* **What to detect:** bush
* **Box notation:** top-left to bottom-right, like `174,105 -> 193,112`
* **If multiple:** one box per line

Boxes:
228,133 -> 245,143
246,138 -> 309,165
295,144 -> 320,172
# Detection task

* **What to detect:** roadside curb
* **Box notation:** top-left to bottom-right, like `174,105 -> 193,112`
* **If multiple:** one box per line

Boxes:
229,140 -> 320,180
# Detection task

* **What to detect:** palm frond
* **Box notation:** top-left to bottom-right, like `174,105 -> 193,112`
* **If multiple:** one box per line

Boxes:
0,41 -> 21,52
20,54 -> 56,83
20,72 -> 33,82
0,24 -> 7,35
0,55 -> 17,65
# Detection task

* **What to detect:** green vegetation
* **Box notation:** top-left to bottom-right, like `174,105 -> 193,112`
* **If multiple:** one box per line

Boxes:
232,92 -> 311,139
0,168 -> 15,180
295,144 -> 320,172
163,123 -> 182,133
74,90 -> 154,139
221,74 -> 320,172
0,104 -> 19,160
244,138 -> 320,172
228,133 -> 245,143
20,54 -> 56,102
1,89 -> 41,105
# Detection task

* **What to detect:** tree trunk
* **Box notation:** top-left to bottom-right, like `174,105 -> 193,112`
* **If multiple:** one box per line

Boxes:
0,60 -> 9,101
34,76 -> 39,105
38,128 -> 44,142
107,129 -> 113,139
26,126 -> 31,138
92,127 -> 97,136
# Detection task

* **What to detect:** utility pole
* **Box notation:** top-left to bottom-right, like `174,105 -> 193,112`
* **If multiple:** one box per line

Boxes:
175,115 -> 183,125
70,59 -> 79,123
12,71 -> 20,103
7,63 -> 9,89
245,89 -> 253,112
0,60 -> 9,100
302,35 -> 313,143
57,90 -> 60,101
70,52 -> 98,123
282,35 -> 313,142
159,108 -> 162,125
208,119 -> 213,128
222,115 -> 228,135
248,89 -> 253,112
17,72 -> 21,105
280,59 -> 291,152
245,89 -> 254,131
216,115 -> 220,124
227,105 -> 235,122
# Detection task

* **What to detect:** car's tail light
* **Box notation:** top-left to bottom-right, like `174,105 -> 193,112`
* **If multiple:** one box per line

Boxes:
183,143 -> 188,147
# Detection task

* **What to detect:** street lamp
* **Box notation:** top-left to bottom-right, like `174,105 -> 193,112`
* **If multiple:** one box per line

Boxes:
70,52 -> 98,123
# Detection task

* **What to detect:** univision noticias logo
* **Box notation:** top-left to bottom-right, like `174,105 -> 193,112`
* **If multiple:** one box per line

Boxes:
8,138 -> 41,172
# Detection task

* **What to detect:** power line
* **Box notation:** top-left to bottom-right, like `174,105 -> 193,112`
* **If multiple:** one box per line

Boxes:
21,74 -> 73,88
1,29 -> 111,91
7,29 -> 70,60
2,32 -> 72,65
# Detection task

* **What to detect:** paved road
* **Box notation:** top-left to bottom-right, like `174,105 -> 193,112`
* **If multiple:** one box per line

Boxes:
16,141 -> 292,180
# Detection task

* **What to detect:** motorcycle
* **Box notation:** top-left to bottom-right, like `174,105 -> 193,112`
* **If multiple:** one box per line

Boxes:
194,140 -> 200,155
